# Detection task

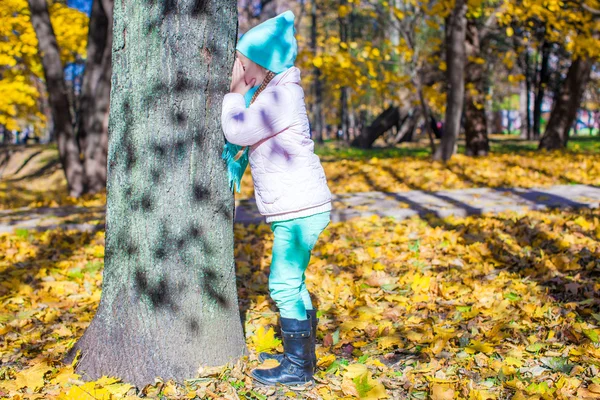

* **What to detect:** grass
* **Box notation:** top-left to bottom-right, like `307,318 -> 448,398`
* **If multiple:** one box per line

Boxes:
315,134 -> 600,161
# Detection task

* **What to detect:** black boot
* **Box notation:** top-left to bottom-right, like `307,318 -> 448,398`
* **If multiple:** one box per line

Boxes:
259,310 -> 318,372
252,317 -> 313,386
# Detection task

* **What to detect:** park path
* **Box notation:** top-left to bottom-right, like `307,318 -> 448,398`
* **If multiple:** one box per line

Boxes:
1,184 -> 599,234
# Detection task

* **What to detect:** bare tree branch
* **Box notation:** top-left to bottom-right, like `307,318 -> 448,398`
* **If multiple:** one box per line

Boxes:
582,3 -> 600,16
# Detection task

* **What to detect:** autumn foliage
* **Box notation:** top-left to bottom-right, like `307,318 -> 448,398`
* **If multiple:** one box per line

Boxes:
2,142 -> 600,398
0,0 -> 88,131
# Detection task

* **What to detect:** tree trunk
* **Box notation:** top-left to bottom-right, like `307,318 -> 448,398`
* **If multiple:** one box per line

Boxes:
519,47 -> 532,139
339,0 -> 349,141
539,57 -> 593,150
77,0 -> 114,194
416,82 -> 437,154
65,0 -> 246,387
28,0 -> 85,196
348,103 -> 357,141
351,106 -> 402,148
1,126 -> 10,145
340,88 -> 349,141
394,110 -> 419,143
464,20 -> 489,156
434,0 -> 467,161
311,0 -> 323,143
520,79 -> 528,138
526,78 -> 533,139
533,41 -> 551,139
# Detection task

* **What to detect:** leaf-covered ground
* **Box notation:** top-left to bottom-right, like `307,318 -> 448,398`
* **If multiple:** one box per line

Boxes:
2,137 -> 600,210
1,206 -> 600,399
237,151 -> 600,200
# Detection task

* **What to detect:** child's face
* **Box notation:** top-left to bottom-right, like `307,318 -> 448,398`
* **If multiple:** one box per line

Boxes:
237,52 -> 267,87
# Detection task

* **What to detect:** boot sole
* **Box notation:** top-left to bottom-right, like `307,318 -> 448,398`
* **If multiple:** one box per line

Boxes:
251,371 -> 314,387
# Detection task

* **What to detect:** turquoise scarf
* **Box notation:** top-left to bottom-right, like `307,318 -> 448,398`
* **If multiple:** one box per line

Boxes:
222,86 -> 258,193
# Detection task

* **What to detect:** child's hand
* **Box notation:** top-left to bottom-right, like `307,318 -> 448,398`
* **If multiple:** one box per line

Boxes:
230,58 -> 256,96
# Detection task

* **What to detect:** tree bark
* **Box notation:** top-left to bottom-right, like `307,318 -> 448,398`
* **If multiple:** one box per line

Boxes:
65,0 -> 246,387
27,0 -> 85,196
311,0 -> 323,143
416,82 -> 437,154
351,106 -> 402,148
339,0 -> 349,141
464,20 -> 489,156
434,0 -> 467,161
525,52 -> 533,140
519,47 -> 532,139
539,57 -> 593,150
77,0 -> 114,194
519,80 -> 528,138
394,110 -> 418,143
1,126 -> 11,145
533,40 -> 551,139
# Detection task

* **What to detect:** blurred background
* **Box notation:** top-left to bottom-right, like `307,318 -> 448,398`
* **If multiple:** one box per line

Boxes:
0,0 -> 599,204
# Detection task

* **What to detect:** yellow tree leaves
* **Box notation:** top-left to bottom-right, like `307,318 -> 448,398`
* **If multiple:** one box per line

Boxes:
430,383 -> 456,400
341,363 -> 388,399
0,73 -> 43,130
3,143 -> 600,398
234,201 -> 600,397
296,1 -> 419,122
47,2 -> 89,63
4,360 -> 52,391
251,326 -> 282,353
0,0 -> 88,75
0,0 -> 88,130
236,148 -> 600,201
63,376 -> 134,399
2,202 -> 600,397
500,0 -> 600,60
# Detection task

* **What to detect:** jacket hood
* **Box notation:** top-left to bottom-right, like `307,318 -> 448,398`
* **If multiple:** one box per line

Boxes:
268,66 -> 301,88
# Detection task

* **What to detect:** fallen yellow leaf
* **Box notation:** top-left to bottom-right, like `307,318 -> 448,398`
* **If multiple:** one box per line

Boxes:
251,326 -> 282,353
12,361 -> 51,391
430,383 -> 455,400
465,340 -> 494,354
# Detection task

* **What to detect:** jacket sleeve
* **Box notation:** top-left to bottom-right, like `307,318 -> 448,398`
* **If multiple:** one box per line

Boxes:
221,86 -> 295,146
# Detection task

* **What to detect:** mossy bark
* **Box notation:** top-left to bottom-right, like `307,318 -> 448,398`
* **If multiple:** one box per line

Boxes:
66,0 -> 245,387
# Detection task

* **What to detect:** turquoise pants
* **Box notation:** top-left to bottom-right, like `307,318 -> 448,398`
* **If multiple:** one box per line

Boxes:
269,211 -> 330,320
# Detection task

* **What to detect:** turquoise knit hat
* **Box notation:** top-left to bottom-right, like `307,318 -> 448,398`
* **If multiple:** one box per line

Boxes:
236,10 -> 298,74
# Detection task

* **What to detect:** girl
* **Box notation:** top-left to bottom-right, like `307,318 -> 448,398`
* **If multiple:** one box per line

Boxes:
221,10 -> 332,386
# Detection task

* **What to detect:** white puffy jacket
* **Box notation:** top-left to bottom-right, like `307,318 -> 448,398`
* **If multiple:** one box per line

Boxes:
221,67 -> 332,222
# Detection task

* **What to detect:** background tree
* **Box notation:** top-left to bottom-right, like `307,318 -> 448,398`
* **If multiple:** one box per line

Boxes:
76,0 -> 114,194
0,0 -> 87,135
27,0 -> 86,195
434,0 -> 467,161
463,9 -> 497,157
24,0 -> 118,196
310,0 -> 324,143
537,4 -> 599,149
539,56 -> 595,149
65,0 -> 246,386
338,0 -> 350,141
